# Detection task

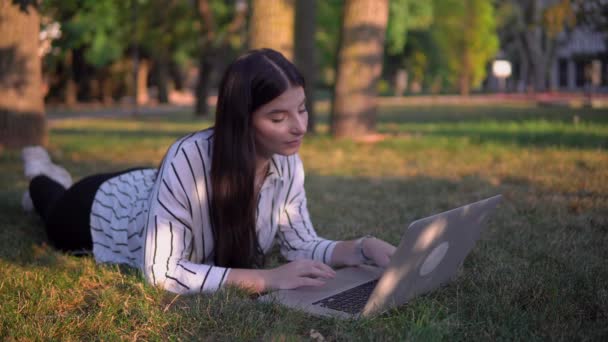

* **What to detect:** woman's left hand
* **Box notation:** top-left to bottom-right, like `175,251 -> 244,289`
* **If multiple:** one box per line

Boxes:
361,237 -> 397,268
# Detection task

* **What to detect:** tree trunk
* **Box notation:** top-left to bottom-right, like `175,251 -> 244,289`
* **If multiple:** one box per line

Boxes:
295,0 -> 316,133
330,0 -> 389,138
524,0 -> 547,93
100,70 -> 114,105
460,0 -> 472,96
194,0 -> 247,117
64,50 -> 77,107
515,35 -> 529,93
137,59 -> 149,105
0,0 -> 47,149
459,73 -> 471,96
195,54 -> 213,116
169,61 -> 184,91
73,48 -> 92,101
249,0 -> 295,60
156,57 -> 169,104
65,79 -> 77,107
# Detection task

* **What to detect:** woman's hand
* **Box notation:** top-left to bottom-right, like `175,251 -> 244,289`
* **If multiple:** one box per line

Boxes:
361,237 -> 397,268
265,259 -> 336,290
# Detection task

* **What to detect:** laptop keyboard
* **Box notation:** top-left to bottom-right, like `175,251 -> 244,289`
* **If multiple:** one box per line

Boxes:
312,279 -> 379,314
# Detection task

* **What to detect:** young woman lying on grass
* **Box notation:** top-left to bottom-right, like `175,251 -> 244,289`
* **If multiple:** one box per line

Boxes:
21,48 -> 396,295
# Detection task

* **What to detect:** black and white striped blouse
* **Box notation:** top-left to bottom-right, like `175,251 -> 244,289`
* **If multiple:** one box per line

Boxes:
90,128 -> 337,294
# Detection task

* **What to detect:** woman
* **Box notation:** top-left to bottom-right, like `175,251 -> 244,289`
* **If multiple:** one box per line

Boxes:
23,49 -> 396,295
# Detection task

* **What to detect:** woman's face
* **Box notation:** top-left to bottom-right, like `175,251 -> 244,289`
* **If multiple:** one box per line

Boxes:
252,86 -> 308,159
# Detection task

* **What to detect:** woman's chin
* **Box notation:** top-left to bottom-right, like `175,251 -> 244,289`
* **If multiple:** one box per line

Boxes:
277,147 -> 300,156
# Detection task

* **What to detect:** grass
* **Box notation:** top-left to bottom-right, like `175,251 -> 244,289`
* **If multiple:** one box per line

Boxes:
1,104 -> 607,340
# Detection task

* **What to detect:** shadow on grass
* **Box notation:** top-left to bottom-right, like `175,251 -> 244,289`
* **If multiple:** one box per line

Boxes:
379,125 -> 608,149
375,106 -> 608,150
378,105 -> 608,125
50,127 -> 197,141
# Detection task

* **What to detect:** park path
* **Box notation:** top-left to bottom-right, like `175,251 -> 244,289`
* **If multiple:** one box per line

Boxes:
46,103 -> 196,122
46,92 -> 608,123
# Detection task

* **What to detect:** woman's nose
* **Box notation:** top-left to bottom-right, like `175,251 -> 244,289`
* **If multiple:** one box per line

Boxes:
290,112 -> 307,135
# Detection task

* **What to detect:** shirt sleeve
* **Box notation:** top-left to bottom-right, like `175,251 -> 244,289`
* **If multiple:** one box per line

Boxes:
276,155 -> 338,264
143,137 -> 230,295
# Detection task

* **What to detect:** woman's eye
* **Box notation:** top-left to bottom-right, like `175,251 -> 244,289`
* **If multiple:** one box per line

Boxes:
298,108 -> 307,114
271,117 -> 285,123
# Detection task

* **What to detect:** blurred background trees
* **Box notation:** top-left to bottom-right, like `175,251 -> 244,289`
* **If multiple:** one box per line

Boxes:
432,0 -> 498,96
0,0 -> 47,148
1,0 -> 607,147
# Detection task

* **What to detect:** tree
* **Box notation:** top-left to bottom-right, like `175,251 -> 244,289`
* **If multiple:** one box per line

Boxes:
0,0 -> 47,148
383,0 -> 433,94
194,0 -> 248,117
137,0 -> 200,104
330,0 -> 389,138
497,0 -> 576,92
315,0 -> 343,88
249,0 -> 295,60
41,0 -> 134,105
431,0 -> 498,95
40,0 -> 201,108
294,0 -> 317,133
385,0 -> 433,56
577,0 -> 608,33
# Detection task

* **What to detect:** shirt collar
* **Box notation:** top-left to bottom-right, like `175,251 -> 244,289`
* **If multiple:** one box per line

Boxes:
266,155 -> 286,183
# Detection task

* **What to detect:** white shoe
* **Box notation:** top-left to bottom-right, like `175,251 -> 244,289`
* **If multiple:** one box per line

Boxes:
22,146 -> 73,189
22,191 -> 34,212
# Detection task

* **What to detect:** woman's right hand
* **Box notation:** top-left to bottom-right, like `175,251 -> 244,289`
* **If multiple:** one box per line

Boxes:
265,259 -> 336,290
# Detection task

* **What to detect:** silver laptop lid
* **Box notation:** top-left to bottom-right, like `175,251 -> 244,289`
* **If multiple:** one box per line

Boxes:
362,195 -> 502,316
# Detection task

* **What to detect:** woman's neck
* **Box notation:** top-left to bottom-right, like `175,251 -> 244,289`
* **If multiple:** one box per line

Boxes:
255,155 -> 271,185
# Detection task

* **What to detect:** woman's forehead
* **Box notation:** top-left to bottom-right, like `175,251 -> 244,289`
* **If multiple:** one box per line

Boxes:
261,86 -> 305,112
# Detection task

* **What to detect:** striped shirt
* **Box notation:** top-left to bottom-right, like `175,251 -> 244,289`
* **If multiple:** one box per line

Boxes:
90,128 -> 337,295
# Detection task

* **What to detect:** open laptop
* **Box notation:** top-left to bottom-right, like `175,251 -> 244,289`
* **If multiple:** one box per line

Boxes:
259,195 -> 502,319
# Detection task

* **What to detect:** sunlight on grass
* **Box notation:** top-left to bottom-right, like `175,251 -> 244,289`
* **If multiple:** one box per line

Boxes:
1,105 -> 607,340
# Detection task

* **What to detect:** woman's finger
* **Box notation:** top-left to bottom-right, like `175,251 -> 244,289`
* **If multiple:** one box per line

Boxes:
301,266 -> 333,279
313,263 -> 336,277
297,277 -> 326,287
376,253 -> 392,267
312,266 -> 335,279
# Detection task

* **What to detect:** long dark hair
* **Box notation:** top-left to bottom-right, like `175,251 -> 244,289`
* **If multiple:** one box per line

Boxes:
210,49 -> 305,268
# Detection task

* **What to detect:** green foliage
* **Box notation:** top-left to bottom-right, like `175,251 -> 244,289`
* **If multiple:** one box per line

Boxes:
198,0 -> 247,52
41,0 -> 202,67
431,0 -> 499,92
41,0 -> 131,67
386,0 -> 433,55
316,0 -> 343,87
135,0 -> 200,62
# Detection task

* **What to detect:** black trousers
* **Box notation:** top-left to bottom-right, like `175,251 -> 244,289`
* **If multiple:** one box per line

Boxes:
30,168 -> 144,252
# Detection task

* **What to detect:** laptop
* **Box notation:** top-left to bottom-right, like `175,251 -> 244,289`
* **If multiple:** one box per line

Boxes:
259,195 -> 502,319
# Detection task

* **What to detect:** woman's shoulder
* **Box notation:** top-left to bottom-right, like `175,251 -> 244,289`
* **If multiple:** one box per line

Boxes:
166,128 -> 215,159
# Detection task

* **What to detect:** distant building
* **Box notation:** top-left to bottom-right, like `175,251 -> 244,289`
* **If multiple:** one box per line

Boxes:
553,27 -> 608,91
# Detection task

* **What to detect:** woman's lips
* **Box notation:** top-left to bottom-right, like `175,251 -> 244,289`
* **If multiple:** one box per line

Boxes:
285,139 -> 302,147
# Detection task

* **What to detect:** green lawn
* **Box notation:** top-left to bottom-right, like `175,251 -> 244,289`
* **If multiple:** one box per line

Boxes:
1,104 -> 607,340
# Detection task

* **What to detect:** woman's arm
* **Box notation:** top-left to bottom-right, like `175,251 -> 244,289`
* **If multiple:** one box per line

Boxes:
143,135 -> 230,295
331,237 -> 397,268
225,259 -> 336,293
276,155 -> 396,268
